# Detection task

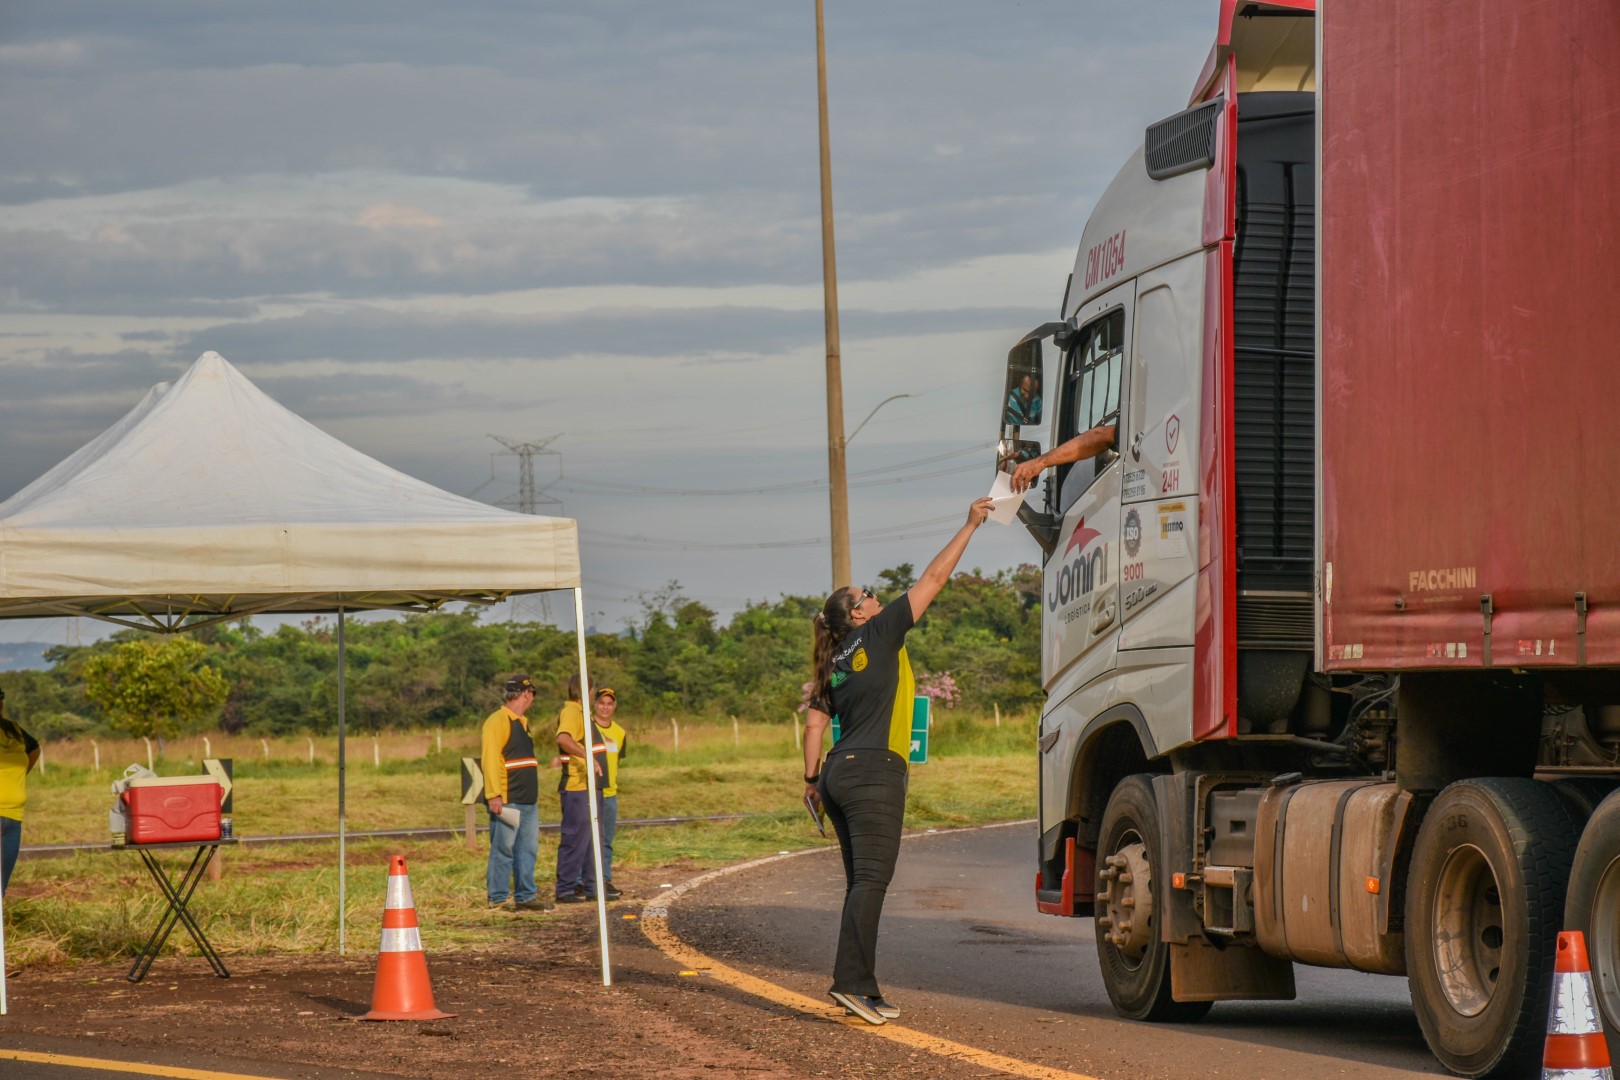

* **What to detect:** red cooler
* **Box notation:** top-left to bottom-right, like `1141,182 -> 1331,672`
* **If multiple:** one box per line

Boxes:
123,776 -> 223,844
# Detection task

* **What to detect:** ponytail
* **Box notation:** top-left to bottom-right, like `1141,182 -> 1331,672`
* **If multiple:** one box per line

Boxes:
810,589 -> 858,711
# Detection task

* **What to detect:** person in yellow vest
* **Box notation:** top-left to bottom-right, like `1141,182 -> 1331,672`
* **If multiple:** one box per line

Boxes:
554,674 -> 618,902
481,674 -> 552,911
0,688 -> 41,895
579,687 -> 626,901
801,497 -> 993,1025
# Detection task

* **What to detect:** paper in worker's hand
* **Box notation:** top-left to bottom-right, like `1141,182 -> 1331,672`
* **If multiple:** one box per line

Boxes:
804,792 -> 826,836
986,470 -> 1025,525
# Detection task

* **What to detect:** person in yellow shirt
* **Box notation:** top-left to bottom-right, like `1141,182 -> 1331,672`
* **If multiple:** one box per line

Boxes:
553,674 -> 613,902
578,687 -> 626,901
0,688 -> 41,895
480,674 -> 551,911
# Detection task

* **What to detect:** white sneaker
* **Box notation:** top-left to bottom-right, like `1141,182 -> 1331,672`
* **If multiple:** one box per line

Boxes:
841,994 -> 900,1019
830,991 -> 886,1025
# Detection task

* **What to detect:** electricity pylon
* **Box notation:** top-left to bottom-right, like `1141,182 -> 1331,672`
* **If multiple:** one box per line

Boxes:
488,435 -> 564,623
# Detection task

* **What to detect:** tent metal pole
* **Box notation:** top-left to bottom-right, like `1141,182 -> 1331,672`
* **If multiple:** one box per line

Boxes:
1,844 -> 9,1014
338,606 -> 347,956
574,586 -> 611,986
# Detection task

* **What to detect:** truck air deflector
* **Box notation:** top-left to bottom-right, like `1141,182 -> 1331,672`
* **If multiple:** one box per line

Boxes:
1146,100 -> 1223,181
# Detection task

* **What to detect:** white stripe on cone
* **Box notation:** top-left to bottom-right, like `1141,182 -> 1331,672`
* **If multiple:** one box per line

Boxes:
380,927 -> 424,953
385,875 -> 415,911
1551,971 -> 1604,1037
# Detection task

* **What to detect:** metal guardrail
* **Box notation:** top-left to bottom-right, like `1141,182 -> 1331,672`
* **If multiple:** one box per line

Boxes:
20,812 -> 760,858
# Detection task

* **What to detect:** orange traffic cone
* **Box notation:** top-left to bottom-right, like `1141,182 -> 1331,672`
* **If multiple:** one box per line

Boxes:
1543,931 -> 1612,1079
358,855 -> 454,1021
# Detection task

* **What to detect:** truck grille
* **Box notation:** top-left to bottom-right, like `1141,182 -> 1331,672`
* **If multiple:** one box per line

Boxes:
1237,592 -> 1314,649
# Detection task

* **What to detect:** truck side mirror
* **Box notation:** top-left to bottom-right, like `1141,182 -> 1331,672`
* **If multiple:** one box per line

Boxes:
1003,340 -> 1044,427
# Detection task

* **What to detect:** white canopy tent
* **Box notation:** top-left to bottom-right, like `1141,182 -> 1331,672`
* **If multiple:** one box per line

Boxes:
0,352 -> 613,1008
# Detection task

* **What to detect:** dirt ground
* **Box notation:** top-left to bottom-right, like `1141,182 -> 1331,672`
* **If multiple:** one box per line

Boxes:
0,869 -> 972,1080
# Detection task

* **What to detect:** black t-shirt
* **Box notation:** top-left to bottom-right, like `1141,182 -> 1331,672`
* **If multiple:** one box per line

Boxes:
826,592 -> 916,757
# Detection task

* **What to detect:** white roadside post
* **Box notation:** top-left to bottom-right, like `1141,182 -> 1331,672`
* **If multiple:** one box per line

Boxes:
574,586 -> 612,985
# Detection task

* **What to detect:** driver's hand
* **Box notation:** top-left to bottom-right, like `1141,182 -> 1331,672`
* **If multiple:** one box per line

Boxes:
1010,457 -> 1043,493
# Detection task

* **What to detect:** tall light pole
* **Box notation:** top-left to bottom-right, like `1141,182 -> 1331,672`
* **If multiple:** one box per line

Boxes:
814,0 -> 850,590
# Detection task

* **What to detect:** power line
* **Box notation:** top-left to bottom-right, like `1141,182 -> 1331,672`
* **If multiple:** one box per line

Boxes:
579,511 -> 968,552
550,442 -> 994,498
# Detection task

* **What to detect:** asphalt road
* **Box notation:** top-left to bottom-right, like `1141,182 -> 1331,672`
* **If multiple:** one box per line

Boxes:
667,821 -> 1448,1079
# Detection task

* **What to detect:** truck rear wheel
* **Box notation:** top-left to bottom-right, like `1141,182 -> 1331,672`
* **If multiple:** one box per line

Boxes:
1562,789 -> 1620,1063
1095,773 -> 1211,1022
1405,777 -> 1579,1078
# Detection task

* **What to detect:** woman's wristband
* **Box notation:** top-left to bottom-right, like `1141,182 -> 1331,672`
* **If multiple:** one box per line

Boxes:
804,773 -> 820,784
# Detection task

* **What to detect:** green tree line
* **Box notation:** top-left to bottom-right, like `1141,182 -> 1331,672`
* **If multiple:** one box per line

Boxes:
0,565 -> 1043,740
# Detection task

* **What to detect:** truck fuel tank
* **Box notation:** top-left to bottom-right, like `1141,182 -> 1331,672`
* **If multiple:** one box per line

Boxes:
1254,780 -> 1405,975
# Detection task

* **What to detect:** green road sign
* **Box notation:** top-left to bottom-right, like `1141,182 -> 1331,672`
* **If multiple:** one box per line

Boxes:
910,696 -> 929,764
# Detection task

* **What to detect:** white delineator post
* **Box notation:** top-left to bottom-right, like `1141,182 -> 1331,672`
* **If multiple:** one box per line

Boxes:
574,586 -> 611,986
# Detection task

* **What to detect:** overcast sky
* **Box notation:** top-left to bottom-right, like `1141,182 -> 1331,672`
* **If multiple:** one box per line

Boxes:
0,1 -> 1215,645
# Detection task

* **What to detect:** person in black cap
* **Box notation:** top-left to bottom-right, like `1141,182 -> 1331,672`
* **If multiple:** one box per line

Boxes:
480,674 -> 550,910
0,688 -> 41,895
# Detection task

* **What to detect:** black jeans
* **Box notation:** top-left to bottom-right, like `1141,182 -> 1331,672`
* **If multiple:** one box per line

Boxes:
819,748 -> 908,997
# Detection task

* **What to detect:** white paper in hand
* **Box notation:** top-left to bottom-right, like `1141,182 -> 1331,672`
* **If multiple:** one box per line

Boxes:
987,470 -> 1025,526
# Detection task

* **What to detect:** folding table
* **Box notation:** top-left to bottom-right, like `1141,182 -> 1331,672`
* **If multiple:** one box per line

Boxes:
120,838 -> 235,983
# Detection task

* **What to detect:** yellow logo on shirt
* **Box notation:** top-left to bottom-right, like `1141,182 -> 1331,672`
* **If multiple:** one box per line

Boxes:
852,648 -> 868,672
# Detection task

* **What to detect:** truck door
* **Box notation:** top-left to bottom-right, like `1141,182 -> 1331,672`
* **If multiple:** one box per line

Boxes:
1117,253 -> 1203,648
1043,288 -> 1131,687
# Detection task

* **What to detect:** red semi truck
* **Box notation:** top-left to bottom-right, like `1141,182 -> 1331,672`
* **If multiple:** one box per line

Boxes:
999,1 -> 1620,1075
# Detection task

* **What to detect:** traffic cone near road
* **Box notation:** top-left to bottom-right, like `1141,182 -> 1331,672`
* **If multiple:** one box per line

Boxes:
1543,931 -> 1611,1079
358,854 -> 454,1021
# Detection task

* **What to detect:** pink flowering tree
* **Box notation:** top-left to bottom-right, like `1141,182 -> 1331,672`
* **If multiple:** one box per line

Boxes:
915,671 -> 960,708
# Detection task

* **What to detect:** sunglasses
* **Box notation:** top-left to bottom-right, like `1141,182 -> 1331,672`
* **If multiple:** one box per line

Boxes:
858,587 -> 878,605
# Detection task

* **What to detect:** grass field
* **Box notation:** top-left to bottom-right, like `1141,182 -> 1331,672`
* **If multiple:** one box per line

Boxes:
3,711 -> 1038,966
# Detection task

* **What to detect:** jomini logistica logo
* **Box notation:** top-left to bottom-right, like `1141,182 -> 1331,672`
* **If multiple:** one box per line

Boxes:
1047,517 -> 1109,621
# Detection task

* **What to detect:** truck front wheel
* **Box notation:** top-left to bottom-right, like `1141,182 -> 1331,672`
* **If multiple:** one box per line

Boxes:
1095,774 -> 1211,1022
1405,777 -> 1579,1078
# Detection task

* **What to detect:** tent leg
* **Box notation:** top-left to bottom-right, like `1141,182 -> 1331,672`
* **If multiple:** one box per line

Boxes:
574,586 -> 611,987
338,606 -> 347,957
1,862 -> 9,1015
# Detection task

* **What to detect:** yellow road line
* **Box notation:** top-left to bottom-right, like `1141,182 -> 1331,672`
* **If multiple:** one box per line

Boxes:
639,829 -> 1104,1080
0,1049 -> 291,1080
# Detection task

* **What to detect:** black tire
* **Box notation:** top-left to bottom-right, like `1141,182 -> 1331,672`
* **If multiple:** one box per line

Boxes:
1094,773 -> 1212,1022
1404,777 -> 1580,1078
1546,776 -> 1620,823
1563,789 -> 1620,1066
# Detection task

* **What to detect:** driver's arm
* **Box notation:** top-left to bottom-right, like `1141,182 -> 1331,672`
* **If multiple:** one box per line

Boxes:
1009,423 -> 1117,493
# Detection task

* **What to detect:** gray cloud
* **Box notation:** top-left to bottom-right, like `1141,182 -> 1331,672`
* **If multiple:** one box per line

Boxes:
0,2 -> 1205,211
165,303 -> 1050,365
0,349 -> 491,499
0,190 -> 1082,313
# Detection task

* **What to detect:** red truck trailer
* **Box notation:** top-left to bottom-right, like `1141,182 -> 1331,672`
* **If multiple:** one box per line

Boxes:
998,1 -> 1620,1075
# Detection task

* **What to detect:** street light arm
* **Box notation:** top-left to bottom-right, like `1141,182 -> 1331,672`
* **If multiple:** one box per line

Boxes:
845,394 -> 915,446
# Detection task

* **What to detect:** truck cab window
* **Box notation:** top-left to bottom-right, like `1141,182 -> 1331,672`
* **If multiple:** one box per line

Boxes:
1056,310 -> 1125,513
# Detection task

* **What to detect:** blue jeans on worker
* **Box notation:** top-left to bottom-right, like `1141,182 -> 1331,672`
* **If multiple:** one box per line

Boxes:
486,802 -> 539,903
1,815 -> 20,894
556,788 -> 608,898
819,748 -> 908,998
